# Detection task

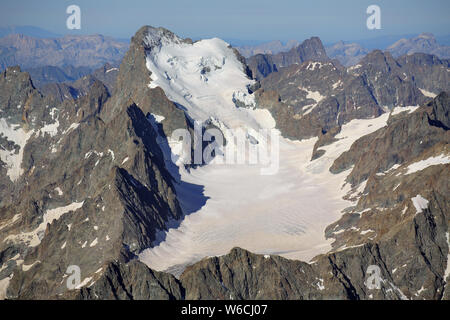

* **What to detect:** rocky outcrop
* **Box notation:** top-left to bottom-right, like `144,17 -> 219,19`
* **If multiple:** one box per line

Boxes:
330,92 -> 450,186
102,26 -> 190,138
246,37 -> 329,80
352,50 -> 429,108
255,60 -> 383,140
77,260 -> 184,300
396,53 -> 449,95
180,247 -> 325,300
255,48 -> 448,140
178,245 -> 422,300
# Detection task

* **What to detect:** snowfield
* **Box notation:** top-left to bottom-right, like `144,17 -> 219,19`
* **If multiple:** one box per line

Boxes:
138,30 -> 392,275
0,118 -> 35,182
3,201 -> 84,247
145,32 -> 260,131
405,154 -> 450,175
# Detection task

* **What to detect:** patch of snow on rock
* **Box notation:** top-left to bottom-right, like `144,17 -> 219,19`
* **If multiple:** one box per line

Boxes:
406,154 -> 450,175
411,195 -> 429,214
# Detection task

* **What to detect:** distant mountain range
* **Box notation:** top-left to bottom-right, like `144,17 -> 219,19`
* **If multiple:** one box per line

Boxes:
239,33 -> 450,67
325,33 -> 450,66
236,40 -> 301,58
29,63 -> 120,102
1,26 -> 448,71
0,25 -> 62,38
387,33 -> 450,58
325,41 -> 370,67
0,33 -> 129,70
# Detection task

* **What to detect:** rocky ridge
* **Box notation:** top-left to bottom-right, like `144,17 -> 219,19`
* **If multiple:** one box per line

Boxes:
246,37 -> 329,80
0,28 -> 188,298
36,63 -> 120,102
255,49 -> 449,142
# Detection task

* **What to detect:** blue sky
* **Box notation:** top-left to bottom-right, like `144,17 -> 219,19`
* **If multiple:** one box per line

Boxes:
1,0 -> 449,43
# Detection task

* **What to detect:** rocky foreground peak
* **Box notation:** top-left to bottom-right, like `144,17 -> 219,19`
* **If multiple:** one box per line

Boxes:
131,26 -> 187,50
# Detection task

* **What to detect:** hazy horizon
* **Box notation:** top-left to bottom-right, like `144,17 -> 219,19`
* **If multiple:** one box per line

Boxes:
1,25 -> 450,50
1,0 -> 449,44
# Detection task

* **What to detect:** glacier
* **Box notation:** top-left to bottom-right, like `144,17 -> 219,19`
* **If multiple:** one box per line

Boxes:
138,29 -> 392,275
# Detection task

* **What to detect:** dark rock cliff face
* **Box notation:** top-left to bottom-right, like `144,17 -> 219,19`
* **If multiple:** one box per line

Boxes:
396,53 -> 449,94
353,50 -> 425,109
246,54 -> 278,81
102,26 -> 190,138
77,260 -> 184,300
330,92 -> 450,185
180,248 -> 325,300
0,28 -> 187,299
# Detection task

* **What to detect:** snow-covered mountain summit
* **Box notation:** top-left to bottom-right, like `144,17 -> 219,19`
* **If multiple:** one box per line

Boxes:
144,26 -> 259,130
